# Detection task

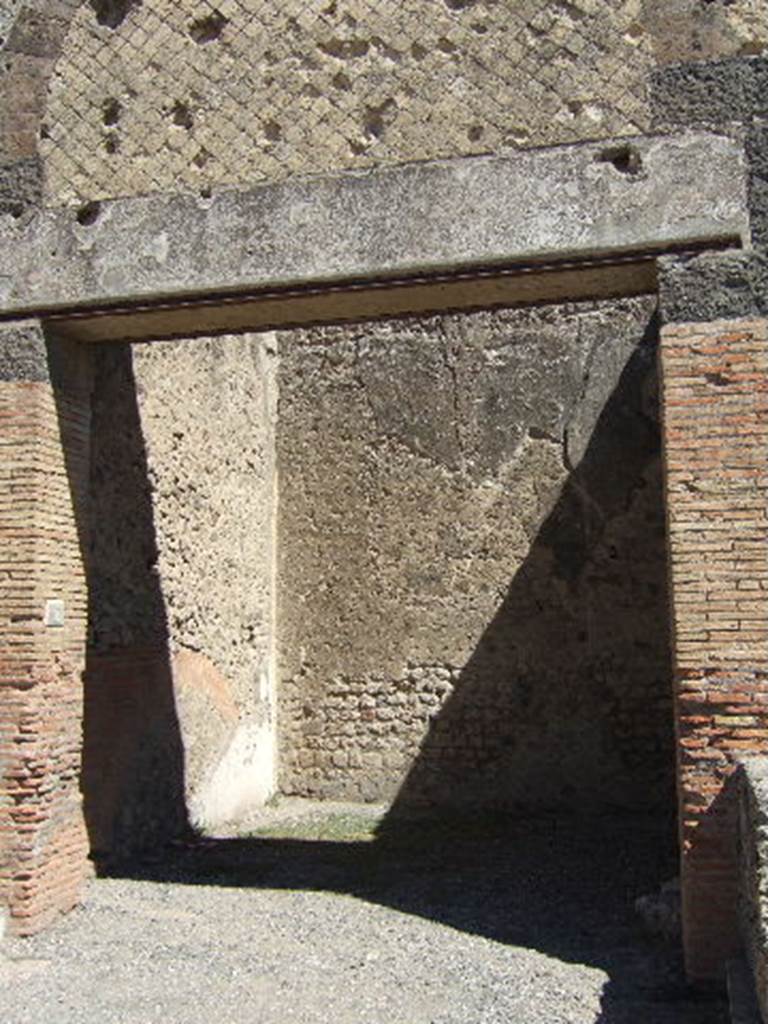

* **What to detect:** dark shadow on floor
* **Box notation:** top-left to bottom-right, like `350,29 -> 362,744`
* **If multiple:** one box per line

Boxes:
100,812 -> 726,1022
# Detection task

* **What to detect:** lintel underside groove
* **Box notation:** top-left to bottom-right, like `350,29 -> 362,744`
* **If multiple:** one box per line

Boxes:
36,247 -> 727,345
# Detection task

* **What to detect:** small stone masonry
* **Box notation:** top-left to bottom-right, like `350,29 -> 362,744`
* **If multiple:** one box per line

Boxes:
659,316 -> 768,982
0,322 -> 91,935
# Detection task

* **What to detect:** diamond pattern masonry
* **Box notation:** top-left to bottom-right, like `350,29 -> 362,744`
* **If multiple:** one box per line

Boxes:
41,0 -> 653,204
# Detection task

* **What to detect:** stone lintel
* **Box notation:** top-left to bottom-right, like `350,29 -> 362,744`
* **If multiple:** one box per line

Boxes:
0,130 -> 750,325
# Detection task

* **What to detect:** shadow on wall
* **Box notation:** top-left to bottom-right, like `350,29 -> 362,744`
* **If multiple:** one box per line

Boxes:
277,304 -> 675,819
92,309 -> 717,1019
80,343 -> 188,858
372,311 -> 677,822
55,315 -> 730,1018
72,306 -> 676,851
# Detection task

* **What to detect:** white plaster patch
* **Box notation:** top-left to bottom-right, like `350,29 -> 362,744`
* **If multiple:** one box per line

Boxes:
188,719 -> 275,830
145,231 -> 170,265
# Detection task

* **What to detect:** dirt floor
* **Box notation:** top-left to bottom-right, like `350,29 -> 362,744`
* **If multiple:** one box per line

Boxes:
0,801 -> 729,1024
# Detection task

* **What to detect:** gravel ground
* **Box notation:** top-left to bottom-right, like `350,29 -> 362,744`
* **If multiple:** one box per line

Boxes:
0,802 -> 728,1024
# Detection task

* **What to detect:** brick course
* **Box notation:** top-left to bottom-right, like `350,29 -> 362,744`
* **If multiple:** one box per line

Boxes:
659,317 -> 768,982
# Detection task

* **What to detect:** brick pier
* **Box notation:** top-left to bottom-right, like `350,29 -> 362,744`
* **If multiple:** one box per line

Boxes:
0,324 -> 92,935
659,316 -> 768,982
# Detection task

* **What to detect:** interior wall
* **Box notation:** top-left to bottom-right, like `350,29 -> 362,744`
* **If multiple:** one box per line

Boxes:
277,295 -> 676,814
85,331 -> 278,852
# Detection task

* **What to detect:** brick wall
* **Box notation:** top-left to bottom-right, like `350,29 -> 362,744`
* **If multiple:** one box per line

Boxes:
0,323 -> 92,936
659,316 -> 768,982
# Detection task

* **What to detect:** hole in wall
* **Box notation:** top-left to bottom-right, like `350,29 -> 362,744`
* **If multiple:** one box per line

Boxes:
332,71 -> 352,91
171,100 -> 194,130
102,98 -> 121,127
89,0 -> 142,30
104,134 -> 120,154
264,120 -> 282,142
371,37 -> 402,63
555,0 -> 588,21
188,11 -> 228,44
363,98 -> 397,140
596,144 -> 643,176
76,201 -> 102,226
318,37 -> 370,59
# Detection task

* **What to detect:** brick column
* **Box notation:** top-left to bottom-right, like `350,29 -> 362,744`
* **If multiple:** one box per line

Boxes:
659,316 -> 768,982
0,322 -> 92,935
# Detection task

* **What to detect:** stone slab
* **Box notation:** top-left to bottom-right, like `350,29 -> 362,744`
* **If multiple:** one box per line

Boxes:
0,131 -> 750,317
0,319 -> 48,381
659,250 -> 768,323
652,57 -> 768,130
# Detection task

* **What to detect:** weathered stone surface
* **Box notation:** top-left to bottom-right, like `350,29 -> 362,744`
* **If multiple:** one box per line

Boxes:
0,157 -> 41,219
643,0 -> 767,66
748,120 -> 768,250
738,758 -> 768,1024
650,57 -> 768,251
659,250 -> 768,324
85,332 -> 278,850
32,0 -> 767,204
277,296 -> 675,812
41,0 -> 656,204
0,318 -> 47,380
651,56 -> 768,128
5,5 -> 72,58
0,132 -> 749,316
172,649 -> 275,830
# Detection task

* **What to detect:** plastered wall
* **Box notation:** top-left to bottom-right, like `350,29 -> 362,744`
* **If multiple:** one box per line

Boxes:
277,296 -> 676,813
86,332 -> 278,851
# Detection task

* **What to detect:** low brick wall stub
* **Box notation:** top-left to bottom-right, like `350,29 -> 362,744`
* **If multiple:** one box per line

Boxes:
659,316 -> 768,982
0,320 -> 92,935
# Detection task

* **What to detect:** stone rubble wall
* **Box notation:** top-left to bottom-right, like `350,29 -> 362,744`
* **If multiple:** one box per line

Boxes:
277,296 -> 676,812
